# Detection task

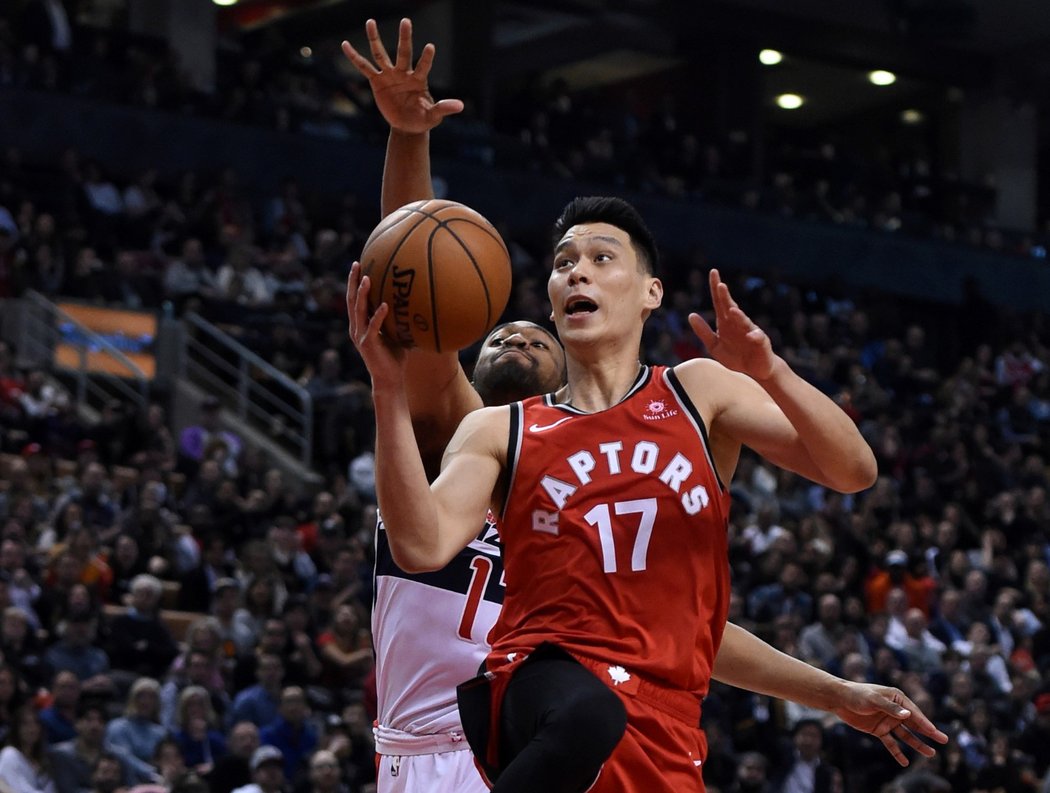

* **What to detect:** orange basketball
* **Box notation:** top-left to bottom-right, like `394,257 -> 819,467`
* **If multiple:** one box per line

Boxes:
359,199 -> 513,352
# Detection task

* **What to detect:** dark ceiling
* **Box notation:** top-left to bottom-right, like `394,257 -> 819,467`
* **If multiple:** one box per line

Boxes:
224,0 -> 1050,135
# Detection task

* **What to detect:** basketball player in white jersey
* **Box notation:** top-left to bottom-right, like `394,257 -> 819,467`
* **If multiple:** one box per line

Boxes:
345,18 -> 946,793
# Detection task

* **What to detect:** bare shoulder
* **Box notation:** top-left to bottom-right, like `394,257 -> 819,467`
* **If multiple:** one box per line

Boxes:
673,358 -> 742,403
444,404 -> 512,462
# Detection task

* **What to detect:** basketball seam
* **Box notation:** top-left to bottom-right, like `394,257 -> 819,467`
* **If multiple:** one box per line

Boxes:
375,213 -> 434,344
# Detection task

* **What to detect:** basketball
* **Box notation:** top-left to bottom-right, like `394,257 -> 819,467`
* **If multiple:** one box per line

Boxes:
359,199 -> 513,352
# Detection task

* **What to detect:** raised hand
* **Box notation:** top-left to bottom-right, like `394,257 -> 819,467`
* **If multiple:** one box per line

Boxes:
831,682 -> 948,766
341,18 -> 464,134
346,262 -> 404,387
688,269 -> 777,380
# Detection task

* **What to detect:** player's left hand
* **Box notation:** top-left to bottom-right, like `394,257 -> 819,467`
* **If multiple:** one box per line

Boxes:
346,261 -> 405,388
688,269 -> 777,380
341,18 -> 463,135
831,682 -> 948,766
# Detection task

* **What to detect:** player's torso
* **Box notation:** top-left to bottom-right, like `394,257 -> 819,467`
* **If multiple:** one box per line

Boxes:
492,365 -> 731,695
372,512 -> 504,742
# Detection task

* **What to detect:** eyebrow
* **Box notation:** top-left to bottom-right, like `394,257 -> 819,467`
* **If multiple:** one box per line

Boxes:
554,234 -> 625,254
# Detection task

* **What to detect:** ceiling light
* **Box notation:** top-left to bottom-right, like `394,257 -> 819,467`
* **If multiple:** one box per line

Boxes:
758,49 -> 783,66
900,109 -> 924,124
776,93 -> 804,110
300,46 -> 312,58
868,70 -> 896,86
212,0 -> 238,5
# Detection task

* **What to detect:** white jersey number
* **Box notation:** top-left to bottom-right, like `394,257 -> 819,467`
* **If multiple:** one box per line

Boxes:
583,498 -> 657,573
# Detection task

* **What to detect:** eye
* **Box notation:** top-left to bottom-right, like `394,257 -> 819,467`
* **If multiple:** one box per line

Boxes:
553,257 -> 574,269
594,252 -> 612,262
489,337 -> 505,347
531,340 -> 548,349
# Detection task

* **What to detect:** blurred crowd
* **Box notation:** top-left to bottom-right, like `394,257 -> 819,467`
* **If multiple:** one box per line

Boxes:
2,1 -> 1050,257
0,3 -> 1049,793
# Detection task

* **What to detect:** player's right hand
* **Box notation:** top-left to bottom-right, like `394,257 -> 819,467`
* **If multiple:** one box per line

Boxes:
346,262 -> 405,388
342,18 -> 464,135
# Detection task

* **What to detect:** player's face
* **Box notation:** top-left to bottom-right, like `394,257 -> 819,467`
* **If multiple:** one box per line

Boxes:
549,222 -> 661,345
473,321 -> 566,406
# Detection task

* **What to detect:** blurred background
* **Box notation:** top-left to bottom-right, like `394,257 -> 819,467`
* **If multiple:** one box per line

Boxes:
0,1 -> 1048,792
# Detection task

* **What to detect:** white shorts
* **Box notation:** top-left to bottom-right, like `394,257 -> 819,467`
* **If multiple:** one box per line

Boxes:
376,749 -> 490,793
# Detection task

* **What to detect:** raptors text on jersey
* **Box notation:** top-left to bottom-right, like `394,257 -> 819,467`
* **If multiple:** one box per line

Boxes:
491,366 -> 732,697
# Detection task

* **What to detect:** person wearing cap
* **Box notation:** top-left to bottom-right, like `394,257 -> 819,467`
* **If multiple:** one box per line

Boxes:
864,548 -> 935,616
231,745 -> 287,793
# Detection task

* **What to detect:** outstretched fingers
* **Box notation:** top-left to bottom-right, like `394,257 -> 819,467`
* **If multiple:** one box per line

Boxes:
395,18 -> 413,69
341,40 -> 379,77
365,18 -> 394,70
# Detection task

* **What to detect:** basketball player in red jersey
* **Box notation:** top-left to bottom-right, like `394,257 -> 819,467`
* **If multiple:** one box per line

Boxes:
346,17 -> 947,793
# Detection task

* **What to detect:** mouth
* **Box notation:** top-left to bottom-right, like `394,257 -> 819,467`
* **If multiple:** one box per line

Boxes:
496,348 -> 534,364
564,296 -> 599,316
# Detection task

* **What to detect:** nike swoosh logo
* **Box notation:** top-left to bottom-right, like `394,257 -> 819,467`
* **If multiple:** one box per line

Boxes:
528,416 -> 574,433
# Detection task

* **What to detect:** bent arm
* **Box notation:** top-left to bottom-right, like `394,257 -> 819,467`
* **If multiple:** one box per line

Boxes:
374,387 -> 502,572
681,358 -> 876,493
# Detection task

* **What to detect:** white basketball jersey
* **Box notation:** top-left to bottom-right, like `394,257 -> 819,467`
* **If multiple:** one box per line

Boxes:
372,511 -> 504,754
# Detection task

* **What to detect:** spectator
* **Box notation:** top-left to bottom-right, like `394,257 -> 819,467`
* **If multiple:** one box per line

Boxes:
179,396 -> 243,472
104,677 -> 167,775
865,549 -> 933,615
316,603 -> 371,696
729,751 -> 773,793
301,748 -> 349,793
232,744 -> 286,793
259,686 -> 317,783
39,669 -> 80,745
770,718 -> 835,793
0,704 -> 56,792
48,701 -> 134,793
208,721 -> 259,793
228,653 -> 283,729
106,573 -> 179,678
171,685 -> 227,774
86,751 -> 128,793
0,603 -> 48,688
749,561 -> 814,625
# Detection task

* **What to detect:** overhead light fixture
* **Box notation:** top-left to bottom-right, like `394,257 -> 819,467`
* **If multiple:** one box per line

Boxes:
776,93 -> 804,110
868,70 -> 896,86
758,49 -> 783,66
300,46 -> 313,58
212,0 -> 238,5
900,109 -> 924,124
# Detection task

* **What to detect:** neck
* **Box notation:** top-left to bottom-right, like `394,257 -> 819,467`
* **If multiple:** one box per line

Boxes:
558,355 -> 643,413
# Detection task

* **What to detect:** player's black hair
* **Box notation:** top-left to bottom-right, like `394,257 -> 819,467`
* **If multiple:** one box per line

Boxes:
551,196 -> 660,276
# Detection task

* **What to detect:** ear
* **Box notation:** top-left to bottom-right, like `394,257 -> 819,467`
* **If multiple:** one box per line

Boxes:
549,311 -> 555,321
645,277 -> 663,311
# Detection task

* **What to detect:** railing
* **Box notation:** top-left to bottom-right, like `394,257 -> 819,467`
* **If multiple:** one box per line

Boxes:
19,291 -> 150,413
180,312 -> 313,467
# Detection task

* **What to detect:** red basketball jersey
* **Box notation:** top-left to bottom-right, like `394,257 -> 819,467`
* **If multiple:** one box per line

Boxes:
488,365 -> 732,697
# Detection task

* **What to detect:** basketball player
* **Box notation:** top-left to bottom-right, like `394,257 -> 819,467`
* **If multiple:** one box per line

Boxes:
345,17 -> 947,793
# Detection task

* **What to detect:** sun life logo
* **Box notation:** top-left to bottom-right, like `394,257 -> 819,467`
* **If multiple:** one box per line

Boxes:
607,665 -> 631,685
643,399 -> 678,421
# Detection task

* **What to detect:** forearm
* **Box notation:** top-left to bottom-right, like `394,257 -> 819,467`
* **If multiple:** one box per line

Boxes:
371,383 -> 447,572
759,357 -> 876,492
381,129 -> 433,216
713,623 -> 848,711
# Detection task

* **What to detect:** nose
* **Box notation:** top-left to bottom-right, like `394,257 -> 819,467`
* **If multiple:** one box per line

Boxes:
502,333 -> 528,349
567,263 -> 590,286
